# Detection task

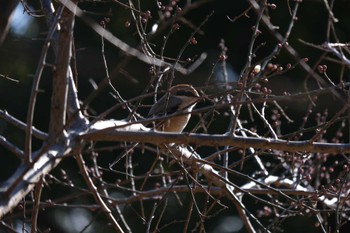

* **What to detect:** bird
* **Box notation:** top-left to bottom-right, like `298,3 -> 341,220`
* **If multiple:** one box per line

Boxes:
148,84 -> 200,132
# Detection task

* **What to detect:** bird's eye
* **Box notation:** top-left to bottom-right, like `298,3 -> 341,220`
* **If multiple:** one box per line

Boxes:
176,90 -> 197,97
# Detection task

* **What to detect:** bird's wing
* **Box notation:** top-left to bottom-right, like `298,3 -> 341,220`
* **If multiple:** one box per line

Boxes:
148,95 -> 182,116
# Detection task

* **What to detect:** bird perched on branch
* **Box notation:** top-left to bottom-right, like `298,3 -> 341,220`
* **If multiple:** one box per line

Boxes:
148,84 -> 200,133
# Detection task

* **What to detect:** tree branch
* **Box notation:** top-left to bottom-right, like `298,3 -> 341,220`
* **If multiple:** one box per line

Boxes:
57,0 -> 202,75
80,121 -> 350,154
246,0 -> 346,103
76,153 -> 124,232
48,0 -> 77,138
0,136 -> 24,159
0,142 -> 71,219
0,110 -> 47,141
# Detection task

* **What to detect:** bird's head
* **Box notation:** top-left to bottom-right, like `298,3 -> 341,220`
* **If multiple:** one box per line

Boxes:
148,84 -> 200,132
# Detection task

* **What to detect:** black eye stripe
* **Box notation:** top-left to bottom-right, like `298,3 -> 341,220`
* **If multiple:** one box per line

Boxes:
176,90 -> 197,97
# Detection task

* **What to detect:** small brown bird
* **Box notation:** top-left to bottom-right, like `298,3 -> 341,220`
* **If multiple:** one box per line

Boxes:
148,84 -> 199,132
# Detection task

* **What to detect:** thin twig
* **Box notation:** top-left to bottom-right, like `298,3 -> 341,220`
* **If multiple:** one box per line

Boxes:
76,153 -> 124,232
58,0 -> 197,75
0,74 -> 19,83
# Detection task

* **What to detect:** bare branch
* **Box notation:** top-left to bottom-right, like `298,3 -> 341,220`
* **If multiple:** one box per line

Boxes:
57,0 -> 202,75
31,178 -> 44,233
0,110 -> 47,140
48,0 -> 77,138
76,153 -> 124,232
246,0 -> 346,103
0,142 -> 70,218
81,122 -> 350,154
0,136 -> 24,159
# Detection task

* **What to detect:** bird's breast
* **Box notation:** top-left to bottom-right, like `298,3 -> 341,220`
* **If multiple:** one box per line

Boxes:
160,114 -> 191,132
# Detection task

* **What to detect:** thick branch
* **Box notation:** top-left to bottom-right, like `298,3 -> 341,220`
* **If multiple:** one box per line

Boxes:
80,123 -> 350,154
49,1 -> 77,137
40,0 -> 88,130
0,143 -> 70,219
